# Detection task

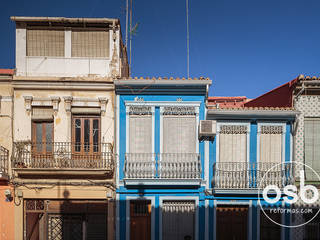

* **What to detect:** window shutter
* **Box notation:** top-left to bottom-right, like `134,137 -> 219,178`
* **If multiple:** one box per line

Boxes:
219,125 -> 247,163
305,119 -> 320,181
71,30 -> 110,58
260,134 -> 282,163
163,115 -> 196,153
27,29 -> 64,57
129,115 -> 152,153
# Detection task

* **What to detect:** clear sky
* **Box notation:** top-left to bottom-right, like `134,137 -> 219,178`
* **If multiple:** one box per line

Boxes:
1,0 -> 319,98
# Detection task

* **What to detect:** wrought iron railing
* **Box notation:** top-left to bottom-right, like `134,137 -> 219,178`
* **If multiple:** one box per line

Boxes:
12,142 -> 114,170
212,162 -> 293,189
124,153 -> 201,179
0,146 -> 9,175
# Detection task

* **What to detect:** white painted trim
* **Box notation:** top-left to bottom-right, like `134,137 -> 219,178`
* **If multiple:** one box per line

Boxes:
216,121 -> 251,163
257,122 -> 287,163
116,95 -> 120,187
116,193 -> 120,240
205,141 -> 209,189
159,196 -> 199,240
125,196 -> 155,240
205,200 -> 209,240
213,200 -> 217,240
257,204 -> 260,240
249,200 -> 252,240
125,101 -> 201,107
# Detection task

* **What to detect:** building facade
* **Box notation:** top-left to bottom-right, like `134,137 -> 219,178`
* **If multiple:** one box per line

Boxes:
0,69 -> 15,240
9,16 -> 128,240
206,96 -> 297,240
115,77 -> 211,240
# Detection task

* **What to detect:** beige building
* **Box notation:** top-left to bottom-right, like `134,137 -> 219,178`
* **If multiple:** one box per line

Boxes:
9,16 -> 128,240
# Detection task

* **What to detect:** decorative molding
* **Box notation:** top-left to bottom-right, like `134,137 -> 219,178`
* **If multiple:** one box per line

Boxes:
99,97 -> 108,114
260,125 -> 283,134
163,106 -> 196,115
220,125 -> 248,134
63,96 -> 73,112
129,106 -> 152,115
23,96 -> 33,113
63,96 -> 108,114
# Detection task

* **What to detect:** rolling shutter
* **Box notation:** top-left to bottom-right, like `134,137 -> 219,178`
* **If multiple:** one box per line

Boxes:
260,126 -> 283,164
219,125 -> 247,163
72,30 -> 110,58
27,29 -> 64,57
162,200 -> 195,240
129,115 -> 152,153
305,119 -> 320,181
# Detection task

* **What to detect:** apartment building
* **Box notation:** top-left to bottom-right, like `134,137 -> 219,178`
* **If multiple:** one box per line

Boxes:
9,16 -> 128,240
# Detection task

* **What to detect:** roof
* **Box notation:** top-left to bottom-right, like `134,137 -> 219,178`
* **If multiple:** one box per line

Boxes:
10,16 -> 119,25
244,77 -> 298,108
114,77 -> 212,86
0,69 -> 14,75
208,96 -> 250,109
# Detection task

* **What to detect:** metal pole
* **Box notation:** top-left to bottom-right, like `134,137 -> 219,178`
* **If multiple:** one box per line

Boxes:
186,0 -> 190,78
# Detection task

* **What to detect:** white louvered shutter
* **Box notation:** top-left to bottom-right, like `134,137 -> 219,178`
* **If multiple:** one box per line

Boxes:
219,126 -> 247,163
129,115 -> 152,153
260,126 -> 282,164
305,119 -> 320,181
163,116 -> 196,153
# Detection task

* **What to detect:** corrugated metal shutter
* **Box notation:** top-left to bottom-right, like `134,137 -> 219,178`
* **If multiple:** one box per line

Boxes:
27,29 -> 64,57
219,132 -> 247,163
129,115 -> 152,153
162,200 -> 195,240
163,116 -> 196,153
71,30 -> 110,57
305,119 -> 320,181
32,107 -> 54,120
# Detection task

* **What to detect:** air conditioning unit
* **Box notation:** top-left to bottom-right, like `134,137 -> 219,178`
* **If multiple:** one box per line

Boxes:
198,120 -> 216,141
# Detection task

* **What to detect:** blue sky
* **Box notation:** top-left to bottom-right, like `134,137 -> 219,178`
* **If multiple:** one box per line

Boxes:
0,0 -> 319,98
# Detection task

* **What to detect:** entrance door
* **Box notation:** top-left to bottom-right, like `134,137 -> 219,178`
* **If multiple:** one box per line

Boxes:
216,206 -> 248,240
130,200 -> 151,240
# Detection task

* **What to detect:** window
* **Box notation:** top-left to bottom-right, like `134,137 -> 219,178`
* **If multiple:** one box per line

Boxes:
27,28 -> 65,57
162,106 -> 196,153
259,125 -> 283,163
128,106 -> 152,153
32,121 -> 53,154
219,125 -> 247,163
72,116 -> 100,154
304,118 -> 320,181
71,30 -> 110,58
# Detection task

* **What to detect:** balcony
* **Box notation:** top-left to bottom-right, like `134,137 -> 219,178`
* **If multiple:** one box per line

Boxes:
123,153 -> 201,186
212,162 -> 293,194
12,142 -> 114,177
0,146 -> 9,180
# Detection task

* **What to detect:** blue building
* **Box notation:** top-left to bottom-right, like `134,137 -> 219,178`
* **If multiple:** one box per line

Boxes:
206,94 -> 298,240
115,77 -> 211,240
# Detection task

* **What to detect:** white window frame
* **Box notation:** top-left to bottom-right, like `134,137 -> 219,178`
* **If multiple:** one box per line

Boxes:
257,122 -> 286,164
159,196 -> 199,240
216,121 -> 251,163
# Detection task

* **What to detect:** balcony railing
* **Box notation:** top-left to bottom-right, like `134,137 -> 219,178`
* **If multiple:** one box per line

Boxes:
213,162 -> 293,189
12,142 -> 114,170
124,153 -> 201,179
0,146 -> 9,176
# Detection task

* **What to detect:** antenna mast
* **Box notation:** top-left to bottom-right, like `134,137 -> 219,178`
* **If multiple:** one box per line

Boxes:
186,0 -> 190,78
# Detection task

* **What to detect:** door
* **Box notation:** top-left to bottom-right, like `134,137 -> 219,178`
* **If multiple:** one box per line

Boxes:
31,121 -> 54,167
216,206 -> 248,240
72,116 -> 100,167
130,200 -> 151,240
